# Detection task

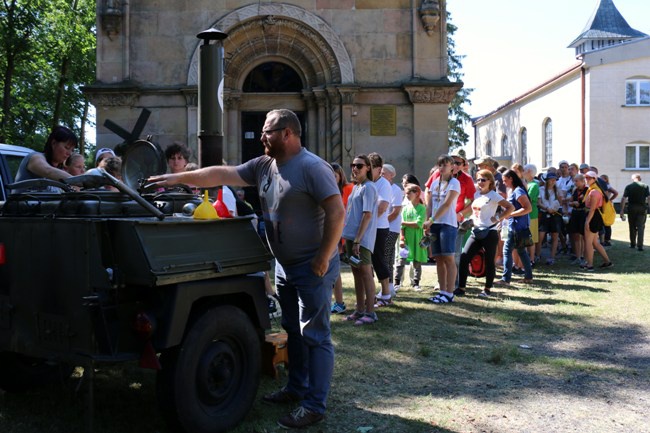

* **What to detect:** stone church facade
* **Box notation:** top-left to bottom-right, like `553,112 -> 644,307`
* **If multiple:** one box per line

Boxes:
85,0 -> 461,177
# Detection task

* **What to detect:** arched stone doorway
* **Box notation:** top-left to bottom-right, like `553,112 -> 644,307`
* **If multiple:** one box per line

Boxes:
187,4 -> 355,165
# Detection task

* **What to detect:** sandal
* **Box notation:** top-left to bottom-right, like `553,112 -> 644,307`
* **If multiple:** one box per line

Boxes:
374,297 -> 392,308
354,313 -> 378,326
494,279 -> 509,287
345,311 -> 364,321
428,293 -> 453,304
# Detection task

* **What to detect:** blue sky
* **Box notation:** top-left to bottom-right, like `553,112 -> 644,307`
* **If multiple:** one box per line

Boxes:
448,0 -> 650,118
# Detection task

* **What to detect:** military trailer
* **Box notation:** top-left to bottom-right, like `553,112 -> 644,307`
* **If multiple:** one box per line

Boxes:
0,141 -> 273,433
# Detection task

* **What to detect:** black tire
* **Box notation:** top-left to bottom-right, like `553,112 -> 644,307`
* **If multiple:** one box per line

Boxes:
156,306 -> 262,433
0,352 -> 73,393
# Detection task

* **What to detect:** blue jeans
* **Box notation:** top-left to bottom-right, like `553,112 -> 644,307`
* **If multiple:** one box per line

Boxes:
430,223 -> 457,256
502,230 -> 533,282
275,257 -> 338,414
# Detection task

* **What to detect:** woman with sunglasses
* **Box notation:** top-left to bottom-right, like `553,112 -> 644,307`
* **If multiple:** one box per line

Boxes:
425,155 -> 461,304
495,169 -> 534,286
582,171 -> 613,270
341,155 -> 379,325
457,170 -> 514,297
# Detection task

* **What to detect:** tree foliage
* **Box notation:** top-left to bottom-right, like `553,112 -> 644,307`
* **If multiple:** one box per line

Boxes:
447,11 -> 473,149
0,0 -> 95,152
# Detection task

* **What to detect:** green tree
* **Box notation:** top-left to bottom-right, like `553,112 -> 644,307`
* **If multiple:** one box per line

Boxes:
447,11 -> 473,149
0,0 -> 95,152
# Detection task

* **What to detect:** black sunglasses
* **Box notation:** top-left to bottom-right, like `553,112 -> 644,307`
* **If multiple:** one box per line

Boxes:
350,163 -> 366,169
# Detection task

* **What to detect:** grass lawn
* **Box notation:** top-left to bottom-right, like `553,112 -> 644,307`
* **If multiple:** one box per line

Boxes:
1,218 -> 649,432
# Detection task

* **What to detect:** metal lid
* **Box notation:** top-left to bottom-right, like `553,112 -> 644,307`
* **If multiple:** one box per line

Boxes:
121,139 -> 166,190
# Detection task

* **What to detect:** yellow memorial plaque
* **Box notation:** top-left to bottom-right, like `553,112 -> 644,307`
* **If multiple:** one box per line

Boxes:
370,106 -> 396,136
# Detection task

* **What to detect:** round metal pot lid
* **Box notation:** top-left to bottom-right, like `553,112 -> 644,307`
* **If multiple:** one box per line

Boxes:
121,139 -> 166,190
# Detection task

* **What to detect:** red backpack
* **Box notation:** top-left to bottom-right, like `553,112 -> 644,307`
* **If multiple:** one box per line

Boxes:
469,248 -> 486,278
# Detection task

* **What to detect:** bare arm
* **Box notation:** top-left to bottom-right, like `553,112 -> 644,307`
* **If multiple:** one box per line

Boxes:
495,198 -> 515,222
148,165 -> 247,188
352,211 -> 373,257
510,194 -> 532,218
26,153 -> 71,181
377,200 -> 389,217
311,194 -> 345,276
387,205 -> 402,222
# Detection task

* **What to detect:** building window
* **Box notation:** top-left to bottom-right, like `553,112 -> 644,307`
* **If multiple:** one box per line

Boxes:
625,79 -> 650,106
626,144 -> 650,169
544,119 -> 552,168
501,135 -> 509,156
485,140 -> 492,156
520,128 -> 528,164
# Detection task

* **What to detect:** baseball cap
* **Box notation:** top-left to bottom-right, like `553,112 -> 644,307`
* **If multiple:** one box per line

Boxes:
584,171 -> 598,178
450,148 -> 467,161
95,147 -> 116,165
475,155 -> 496,166
579,163 -> 590,170
545,172 -> 558,180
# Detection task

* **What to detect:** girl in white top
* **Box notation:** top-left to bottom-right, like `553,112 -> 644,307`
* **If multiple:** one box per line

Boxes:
425,155 -> 460,304
538,173 -> 563,264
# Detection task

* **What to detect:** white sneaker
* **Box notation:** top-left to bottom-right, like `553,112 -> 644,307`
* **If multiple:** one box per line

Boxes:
389,283 -> 396,297
412,285 -> 422,292
394,284 -> 400,293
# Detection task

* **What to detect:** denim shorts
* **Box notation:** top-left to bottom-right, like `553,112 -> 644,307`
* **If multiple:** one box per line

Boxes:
430,223 -> 457,256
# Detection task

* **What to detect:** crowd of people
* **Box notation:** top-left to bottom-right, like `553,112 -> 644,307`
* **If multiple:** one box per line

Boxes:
334,152 -> 649,322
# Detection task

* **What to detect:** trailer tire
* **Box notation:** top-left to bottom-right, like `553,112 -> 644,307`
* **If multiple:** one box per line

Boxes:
156,306 -> 261,433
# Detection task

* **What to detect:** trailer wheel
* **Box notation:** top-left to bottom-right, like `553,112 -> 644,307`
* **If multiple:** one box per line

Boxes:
156,306 -> 261,433
0,352 -> 72,392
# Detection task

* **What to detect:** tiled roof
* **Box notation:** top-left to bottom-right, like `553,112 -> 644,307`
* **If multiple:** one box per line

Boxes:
568,0 -> 647,47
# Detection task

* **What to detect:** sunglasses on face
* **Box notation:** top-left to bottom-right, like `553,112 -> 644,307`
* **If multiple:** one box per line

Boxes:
453,160 -> 463,165
350,163 -> 366,169
477,178 -> 488,183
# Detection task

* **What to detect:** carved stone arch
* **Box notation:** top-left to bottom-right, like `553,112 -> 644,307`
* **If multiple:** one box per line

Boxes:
187,3 -> 354,87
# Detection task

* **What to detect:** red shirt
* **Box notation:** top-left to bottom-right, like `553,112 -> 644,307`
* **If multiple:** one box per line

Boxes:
426,170 -> 476,214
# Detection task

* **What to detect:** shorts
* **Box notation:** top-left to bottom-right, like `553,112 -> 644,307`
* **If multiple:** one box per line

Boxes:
529,218 -> 539,243
345,239 -> 373,265
568,210 -> 586,234
539,212 -> 563,233
588,210 -> 604,234
429,223 -> 457,256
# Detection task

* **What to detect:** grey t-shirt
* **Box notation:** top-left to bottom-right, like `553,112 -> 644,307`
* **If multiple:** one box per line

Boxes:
237,148 -> 340,266
13,152 -> 61,194
342,180 -> 378,251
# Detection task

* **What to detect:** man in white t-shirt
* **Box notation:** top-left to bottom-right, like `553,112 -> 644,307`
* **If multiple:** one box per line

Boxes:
369,152 -> 394,306
381,163 -> 404,295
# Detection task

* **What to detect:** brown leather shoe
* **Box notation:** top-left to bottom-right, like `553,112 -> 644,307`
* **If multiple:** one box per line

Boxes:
263,388 -> 302,404
278,406 -> 324,429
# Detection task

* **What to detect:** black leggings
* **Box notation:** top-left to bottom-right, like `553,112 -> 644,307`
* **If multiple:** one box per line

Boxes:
372,228 -> 391,280
458,230 -> 499,289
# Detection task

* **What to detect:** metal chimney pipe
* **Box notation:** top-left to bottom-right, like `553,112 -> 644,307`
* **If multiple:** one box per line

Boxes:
196,28 -> 228,167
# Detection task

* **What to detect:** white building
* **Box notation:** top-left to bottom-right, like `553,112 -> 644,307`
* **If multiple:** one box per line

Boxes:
472,0 -> 649,198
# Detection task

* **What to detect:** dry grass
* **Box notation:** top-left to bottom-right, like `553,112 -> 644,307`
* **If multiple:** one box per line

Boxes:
1,219 -> 649,433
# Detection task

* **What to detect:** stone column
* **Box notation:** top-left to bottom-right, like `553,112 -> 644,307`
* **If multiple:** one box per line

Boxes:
313,88 -> 328,161
224,91 -> 241,165
337,86 -> 359,167
303,90 -> 317,153
404,81 -> 462,177
327,86 -> 342,164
